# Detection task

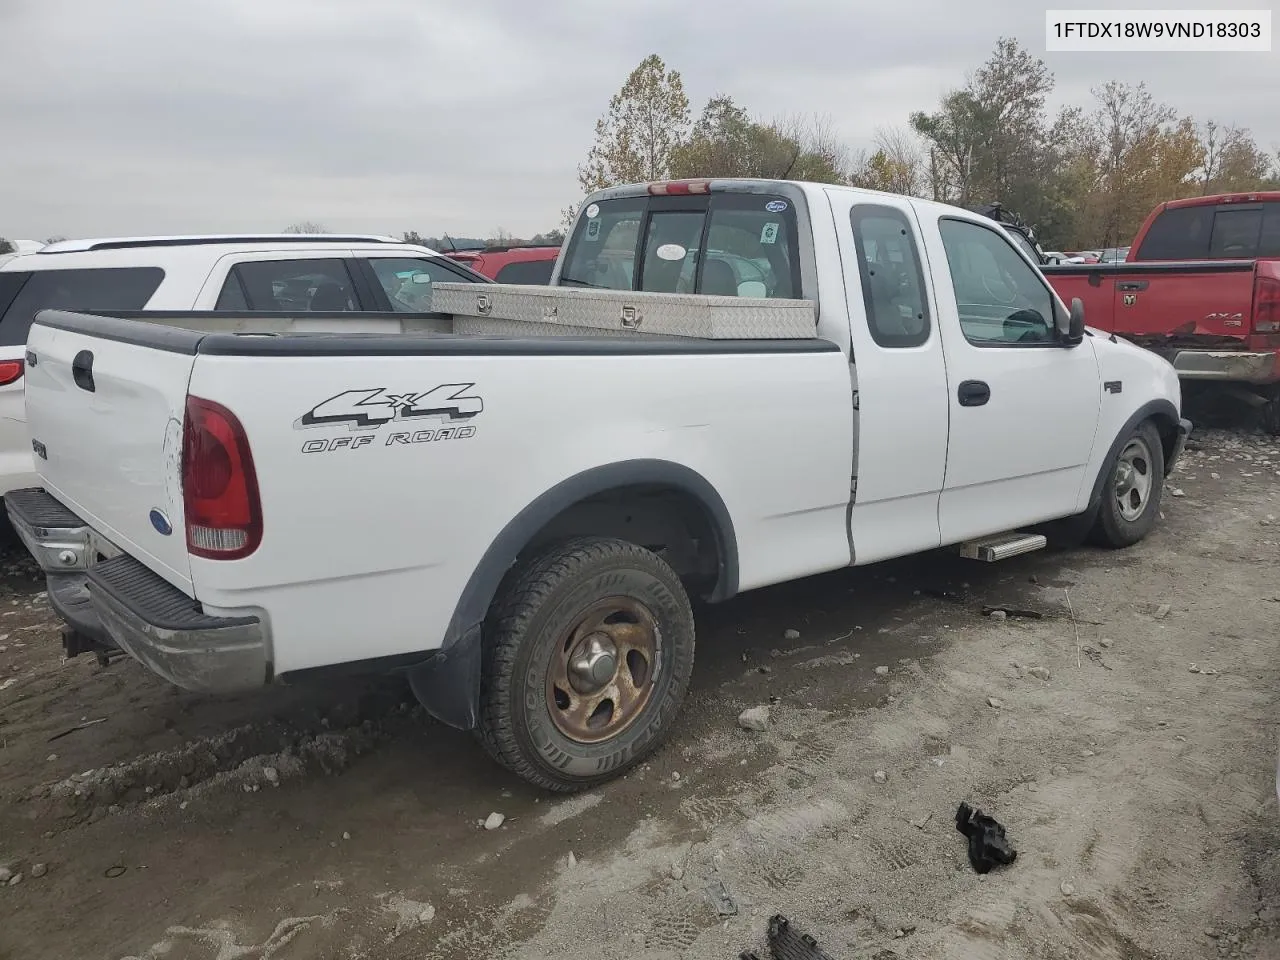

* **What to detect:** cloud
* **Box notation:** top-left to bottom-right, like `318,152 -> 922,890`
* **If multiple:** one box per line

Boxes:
1,0 -> 1276,240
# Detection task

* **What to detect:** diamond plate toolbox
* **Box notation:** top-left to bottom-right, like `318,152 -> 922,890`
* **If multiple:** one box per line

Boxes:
431,283 -> 817,340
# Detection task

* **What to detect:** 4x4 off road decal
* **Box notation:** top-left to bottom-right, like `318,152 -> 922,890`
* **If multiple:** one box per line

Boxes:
295,384 -> 482,454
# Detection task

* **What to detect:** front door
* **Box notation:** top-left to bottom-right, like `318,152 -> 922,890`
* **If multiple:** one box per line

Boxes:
920,215 -> 1102,544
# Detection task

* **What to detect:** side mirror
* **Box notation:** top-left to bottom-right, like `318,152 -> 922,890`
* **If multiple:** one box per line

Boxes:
1056,297 -> 1085,346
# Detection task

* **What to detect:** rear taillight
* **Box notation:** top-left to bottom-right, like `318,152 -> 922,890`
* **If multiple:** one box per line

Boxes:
0,359 -> 24,386
648,179 -> 710,196
182,396 -> 261,560
1254,274 -> 1280,333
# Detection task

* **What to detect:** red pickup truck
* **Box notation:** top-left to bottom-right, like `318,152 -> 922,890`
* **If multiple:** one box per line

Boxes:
1042,192 -> 1280,432
443,244 -> 560,284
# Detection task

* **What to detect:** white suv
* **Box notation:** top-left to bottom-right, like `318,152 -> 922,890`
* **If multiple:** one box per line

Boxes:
0,235 -> 490,497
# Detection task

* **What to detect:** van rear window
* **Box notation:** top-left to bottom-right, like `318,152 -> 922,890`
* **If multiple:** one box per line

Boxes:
0,267 -> 165,346
559,192 -> 801,299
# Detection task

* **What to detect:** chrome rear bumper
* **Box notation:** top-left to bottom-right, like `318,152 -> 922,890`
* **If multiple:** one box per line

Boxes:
5,487 -> 270,693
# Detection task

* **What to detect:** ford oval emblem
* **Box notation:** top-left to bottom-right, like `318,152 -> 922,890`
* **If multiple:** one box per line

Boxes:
149,509 -> 173,536
765,199 -> 788,213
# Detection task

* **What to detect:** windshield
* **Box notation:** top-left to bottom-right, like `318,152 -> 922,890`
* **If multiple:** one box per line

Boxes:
559,192 -> 802,299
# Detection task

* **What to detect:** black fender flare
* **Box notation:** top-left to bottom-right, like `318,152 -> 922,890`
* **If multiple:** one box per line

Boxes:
407,459 -> 740,730
1084,399 -> 1181,516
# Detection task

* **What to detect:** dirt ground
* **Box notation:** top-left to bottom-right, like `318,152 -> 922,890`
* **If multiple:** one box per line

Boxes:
1,424 -> 1278,960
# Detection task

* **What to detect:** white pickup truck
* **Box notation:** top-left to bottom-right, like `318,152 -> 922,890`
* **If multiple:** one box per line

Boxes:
7,179 -> 1190,792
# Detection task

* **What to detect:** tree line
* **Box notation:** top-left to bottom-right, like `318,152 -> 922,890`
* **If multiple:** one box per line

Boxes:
570,42 -> 1280,250
10,42 -> 1274,255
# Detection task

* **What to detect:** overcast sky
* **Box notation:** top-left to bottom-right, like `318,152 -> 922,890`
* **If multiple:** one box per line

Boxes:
1,0 -> 1276,241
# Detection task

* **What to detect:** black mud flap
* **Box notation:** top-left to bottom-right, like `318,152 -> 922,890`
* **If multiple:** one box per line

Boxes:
406,624 -> 482,730
956,801 -> 1018,873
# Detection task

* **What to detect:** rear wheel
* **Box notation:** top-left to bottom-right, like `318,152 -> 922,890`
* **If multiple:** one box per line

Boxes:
1088,420 -> 1165,548
476,536 -> 695,792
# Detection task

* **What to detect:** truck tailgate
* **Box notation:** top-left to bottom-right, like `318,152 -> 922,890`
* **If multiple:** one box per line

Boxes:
25,314 -> 197,592
1044,261 -> 1258,342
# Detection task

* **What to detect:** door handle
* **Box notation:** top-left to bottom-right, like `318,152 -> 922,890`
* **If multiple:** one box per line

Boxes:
957,380 -> 990,407
1116,280 -> 1148,291
72,350 -> 95,392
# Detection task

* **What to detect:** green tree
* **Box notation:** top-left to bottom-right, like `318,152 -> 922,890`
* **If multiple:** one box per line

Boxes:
911,37 -> 1053,213
283,221 -> 327,234
668,97 -> 847,183
578,54 -> 690,193
0,238 -> 12,255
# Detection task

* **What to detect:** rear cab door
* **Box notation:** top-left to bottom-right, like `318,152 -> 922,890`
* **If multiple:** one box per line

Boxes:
828,190 -> 949,563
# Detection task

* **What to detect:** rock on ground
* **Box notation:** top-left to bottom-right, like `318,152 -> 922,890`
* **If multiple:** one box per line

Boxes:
738,706 -> 771,732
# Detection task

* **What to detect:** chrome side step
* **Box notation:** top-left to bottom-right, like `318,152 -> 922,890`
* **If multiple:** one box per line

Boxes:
958,531 -> 1047,563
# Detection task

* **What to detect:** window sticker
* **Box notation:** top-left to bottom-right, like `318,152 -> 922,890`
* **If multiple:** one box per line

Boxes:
765,200 -> 788,213
585,203 -> 600,219
760,222 -> 780,245
585,219 -> 601,241
655,243 -> 687,261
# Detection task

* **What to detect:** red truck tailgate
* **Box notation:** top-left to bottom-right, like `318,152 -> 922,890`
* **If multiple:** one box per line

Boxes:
1043,261 -> 1258,342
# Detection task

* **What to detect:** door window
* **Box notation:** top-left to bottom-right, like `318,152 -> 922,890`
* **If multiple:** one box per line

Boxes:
218,259 -> 358,311
938,218 -> 1057,346
849,206 -> 930,348
368,257 -> 472,311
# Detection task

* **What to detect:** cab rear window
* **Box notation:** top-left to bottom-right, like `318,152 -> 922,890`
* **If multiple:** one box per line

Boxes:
0,267 -> 165,346
559,192 -> 801,299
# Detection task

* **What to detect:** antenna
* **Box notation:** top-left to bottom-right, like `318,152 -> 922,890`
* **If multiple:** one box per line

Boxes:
441,233 -> 458,253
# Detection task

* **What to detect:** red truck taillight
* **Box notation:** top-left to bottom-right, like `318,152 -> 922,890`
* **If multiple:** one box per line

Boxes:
182,396 -> 262,560
1255,274 -> 1280,334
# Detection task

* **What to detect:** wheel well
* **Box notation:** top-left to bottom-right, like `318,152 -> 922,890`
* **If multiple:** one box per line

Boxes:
520,484 -> 724,597
1150,412 -> 1180,471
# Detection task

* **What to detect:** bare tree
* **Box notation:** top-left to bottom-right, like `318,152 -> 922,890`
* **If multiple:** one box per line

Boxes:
874,126 -> 927,195
283,221 -> 328,234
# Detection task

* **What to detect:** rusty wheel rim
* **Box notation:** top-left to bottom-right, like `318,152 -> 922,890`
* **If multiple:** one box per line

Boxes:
546,597 -> 660,744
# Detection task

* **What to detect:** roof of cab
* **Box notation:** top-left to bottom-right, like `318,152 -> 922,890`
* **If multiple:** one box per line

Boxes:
1160,191 -> 1280,210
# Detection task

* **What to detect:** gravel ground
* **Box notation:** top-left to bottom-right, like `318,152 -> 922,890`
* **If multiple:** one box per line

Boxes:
0,425 -> 1277,960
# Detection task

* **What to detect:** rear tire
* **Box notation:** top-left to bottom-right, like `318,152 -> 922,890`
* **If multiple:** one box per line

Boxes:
1088,420 -> 1165,549
476,536 -> 695,792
